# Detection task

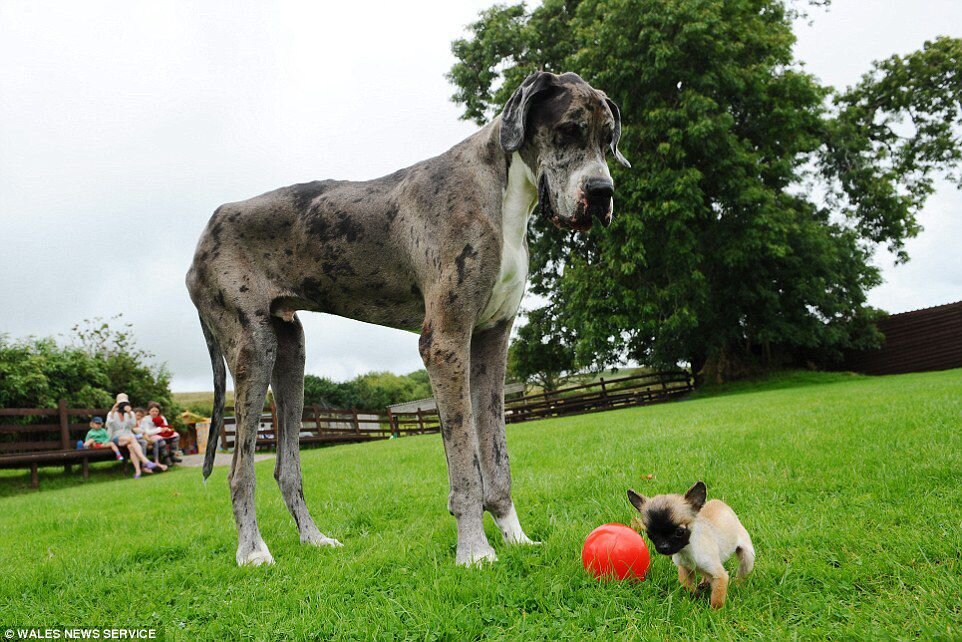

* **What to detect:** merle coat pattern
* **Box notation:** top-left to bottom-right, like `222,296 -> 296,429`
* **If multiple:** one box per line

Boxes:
186,71 -> 629,566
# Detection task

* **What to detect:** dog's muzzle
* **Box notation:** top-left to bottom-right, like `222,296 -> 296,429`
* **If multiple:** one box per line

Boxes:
538,174 -> 560,227
584,177 -> 614,227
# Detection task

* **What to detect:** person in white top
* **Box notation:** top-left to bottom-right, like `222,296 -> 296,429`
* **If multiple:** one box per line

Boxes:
106,393 -> 166,478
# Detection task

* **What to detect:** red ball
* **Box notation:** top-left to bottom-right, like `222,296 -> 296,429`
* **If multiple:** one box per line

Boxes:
582,523 -> 651,581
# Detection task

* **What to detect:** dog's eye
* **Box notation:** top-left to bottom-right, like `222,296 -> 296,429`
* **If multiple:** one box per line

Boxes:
557,122 -> 586,140
674,527 -> 687,538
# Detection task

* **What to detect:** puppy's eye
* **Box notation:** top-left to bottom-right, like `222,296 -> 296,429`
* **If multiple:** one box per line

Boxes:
674,527 -> 687,538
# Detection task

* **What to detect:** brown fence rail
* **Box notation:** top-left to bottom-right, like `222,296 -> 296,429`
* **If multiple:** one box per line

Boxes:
504,370 -> 693,423
218,406 -> 441,451
218,369 -> 693,451
843,301 -> 962,376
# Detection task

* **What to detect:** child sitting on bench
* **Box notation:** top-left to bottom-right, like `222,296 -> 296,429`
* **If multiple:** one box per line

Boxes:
81,416 -> 123,460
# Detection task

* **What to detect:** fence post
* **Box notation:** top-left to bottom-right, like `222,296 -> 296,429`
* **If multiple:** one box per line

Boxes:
312,405 -> 322,436
58,398 -> 70,450
270,402 -> 278,436
352,409 -> 360,434
599,378 -> 608,409
386,408 -> 397,438
417,409 -> 424,434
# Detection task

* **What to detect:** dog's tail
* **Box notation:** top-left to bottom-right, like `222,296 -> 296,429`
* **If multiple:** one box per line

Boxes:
199,314 -> 227,481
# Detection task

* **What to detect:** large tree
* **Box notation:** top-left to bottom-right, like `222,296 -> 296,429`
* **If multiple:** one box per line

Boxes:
449,0 -> 962,381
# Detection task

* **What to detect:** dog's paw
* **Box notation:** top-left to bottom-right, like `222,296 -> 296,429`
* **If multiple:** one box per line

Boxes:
456,542 -> 498,567
302,533 -> 343,548
237,543 -> 274,567
505,532 -> 541,546
494,506 -> 539,546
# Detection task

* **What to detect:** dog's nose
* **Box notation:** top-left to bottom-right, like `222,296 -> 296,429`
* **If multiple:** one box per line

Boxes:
584,177 -> 614,203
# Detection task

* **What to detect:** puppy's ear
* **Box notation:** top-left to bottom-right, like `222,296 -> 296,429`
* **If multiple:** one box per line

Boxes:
627,488 -> 647,512
684,481 -> 707,512
500,71 -> 557,153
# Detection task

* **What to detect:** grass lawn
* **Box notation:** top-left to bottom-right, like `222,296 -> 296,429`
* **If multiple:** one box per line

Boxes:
1,369 -> 960,640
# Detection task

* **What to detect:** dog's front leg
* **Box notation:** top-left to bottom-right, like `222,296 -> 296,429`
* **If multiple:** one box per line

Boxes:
471,319 -> 537,545
708,568 -> 730,609
677,565 -> 697,592
420,316 -> 495,566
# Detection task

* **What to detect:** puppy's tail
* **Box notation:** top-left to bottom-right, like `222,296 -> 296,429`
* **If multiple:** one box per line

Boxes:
199,314 -> 226,481
736,542 -> 755,579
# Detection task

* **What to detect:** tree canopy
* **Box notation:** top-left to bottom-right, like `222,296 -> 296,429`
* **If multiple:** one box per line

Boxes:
303,370 -> 433,410
449,0 -> 962,381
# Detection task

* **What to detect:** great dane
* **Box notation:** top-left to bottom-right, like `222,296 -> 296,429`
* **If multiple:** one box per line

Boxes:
186,71 -> 629,567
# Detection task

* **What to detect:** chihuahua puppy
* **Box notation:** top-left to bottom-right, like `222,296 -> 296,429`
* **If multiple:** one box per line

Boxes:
627,481 -> 754,609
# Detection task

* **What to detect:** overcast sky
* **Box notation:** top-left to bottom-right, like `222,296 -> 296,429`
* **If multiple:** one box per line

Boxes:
1,1 -> 960,392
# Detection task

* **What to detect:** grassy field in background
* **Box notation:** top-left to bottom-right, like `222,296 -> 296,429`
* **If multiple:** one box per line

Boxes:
172,389 -> 235,415
2,369 -> 960,639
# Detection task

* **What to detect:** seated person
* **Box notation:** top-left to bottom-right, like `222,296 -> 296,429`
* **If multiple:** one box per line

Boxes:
81,416 -> 123,460
107,393 -> 166,478
147,402 -> 182,465
136,406 -> 171,465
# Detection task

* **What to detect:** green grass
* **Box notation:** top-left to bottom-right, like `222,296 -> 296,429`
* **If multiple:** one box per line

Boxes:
2,369 -> 960,640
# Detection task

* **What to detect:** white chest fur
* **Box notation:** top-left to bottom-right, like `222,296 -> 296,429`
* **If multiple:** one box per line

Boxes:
476,153 -> 537,330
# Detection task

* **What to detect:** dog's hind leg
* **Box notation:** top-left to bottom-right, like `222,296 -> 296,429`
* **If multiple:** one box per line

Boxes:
271,314 -> 341,548
471,319 -> 537,546
225,325 -> 277,566
736,544 -> 755,579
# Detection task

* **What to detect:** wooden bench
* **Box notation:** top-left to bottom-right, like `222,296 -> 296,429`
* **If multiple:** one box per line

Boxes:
0,402 -> 126,488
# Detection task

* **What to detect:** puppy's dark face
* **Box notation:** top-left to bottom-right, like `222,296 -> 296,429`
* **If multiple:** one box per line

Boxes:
627,482 -> 707,556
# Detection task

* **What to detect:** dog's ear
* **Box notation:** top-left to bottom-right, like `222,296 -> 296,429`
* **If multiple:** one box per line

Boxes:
500,71 -> 557,153
627,488 -> 647,512
684,481 -> 707,512
604,97 -> 631,168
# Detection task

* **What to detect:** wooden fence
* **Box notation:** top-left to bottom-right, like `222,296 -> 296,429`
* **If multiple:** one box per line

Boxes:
504,370 -> 693,423
219,370 -> 693,450
843,301 -> 962,375
218,405 -> 441,450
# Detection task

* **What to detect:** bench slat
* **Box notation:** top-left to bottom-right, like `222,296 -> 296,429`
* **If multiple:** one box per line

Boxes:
0,423 -> 62,434
0,440 -> 64,453
0,448 -> 119,467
